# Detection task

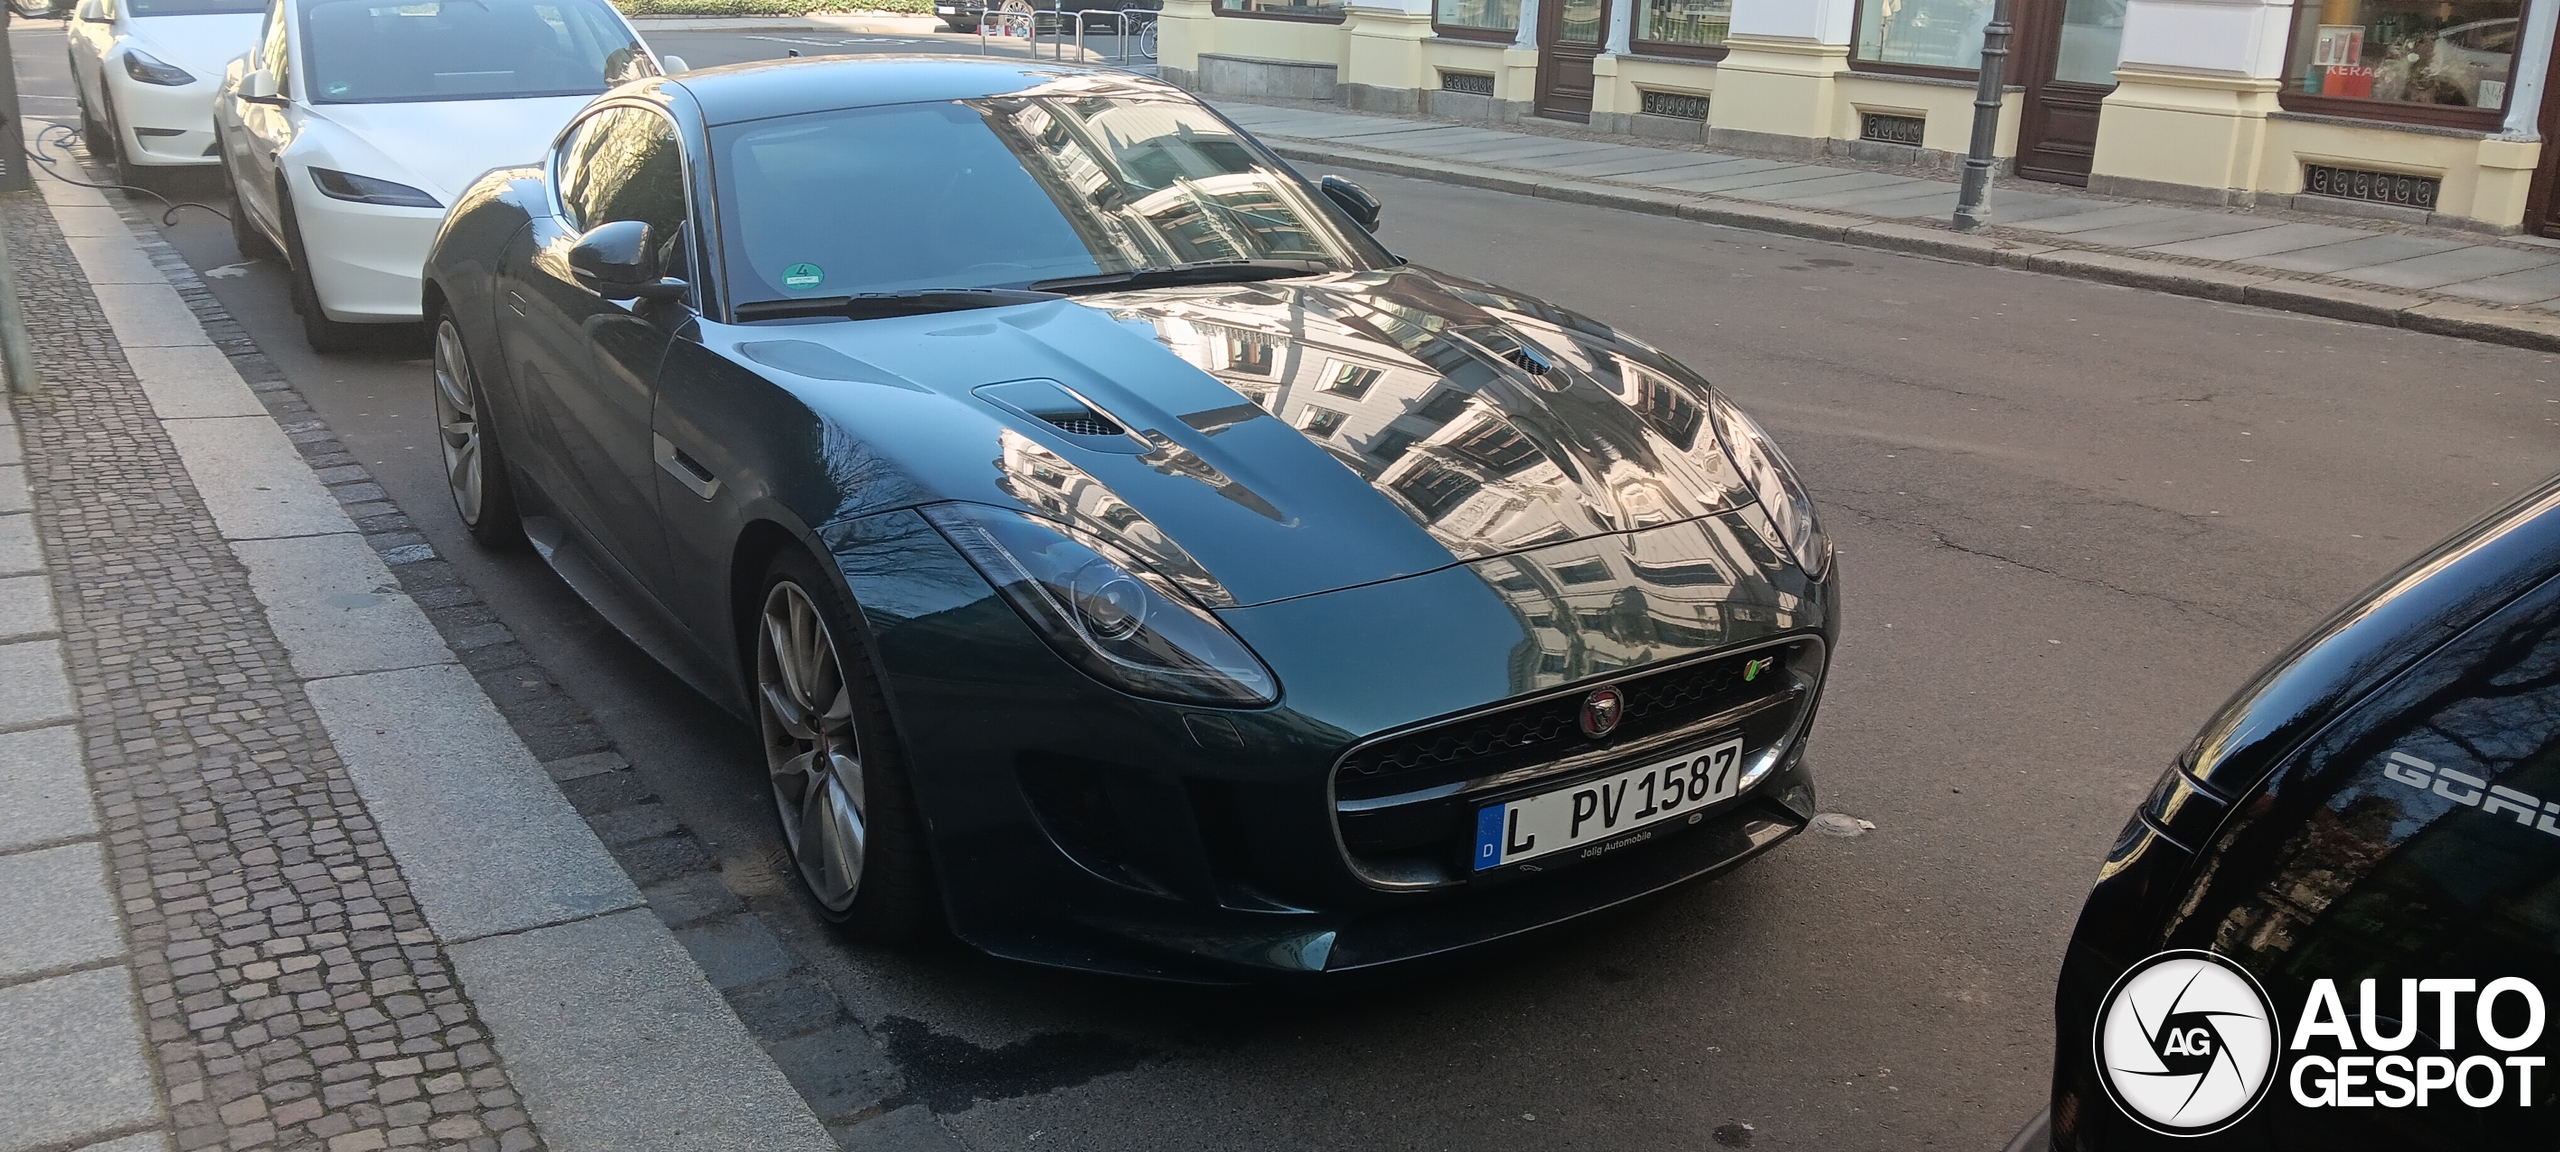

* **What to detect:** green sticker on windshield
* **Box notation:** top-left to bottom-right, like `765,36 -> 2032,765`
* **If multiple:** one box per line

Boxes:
782,262 -> 824,290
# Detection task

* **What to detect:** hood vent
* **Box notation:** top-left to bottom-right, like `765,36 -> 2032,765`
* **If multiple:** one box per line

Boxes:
1042,412 -> 1125,437
1502,346 -> 1550,377
973,379 -> 1147,454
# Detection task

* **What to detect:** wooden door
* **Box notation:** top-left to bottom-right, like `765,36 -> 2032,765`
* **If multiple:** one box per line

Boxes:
2014,0 -> 2126,185
1534,0 -> 1610,122
2525,41 -> 2560,237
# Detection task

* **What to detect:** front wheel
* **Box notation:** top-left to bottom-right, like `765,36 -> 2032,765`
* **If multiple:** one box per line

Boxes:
755,550 -> 933,940
223,151 -> 279,262
430,313 -> 521,547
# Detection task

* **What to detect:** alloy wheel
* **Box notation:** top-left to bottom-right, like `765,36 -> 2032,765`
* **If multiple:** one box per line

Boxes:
758,581 -> 867,912
430,320 -> 483,525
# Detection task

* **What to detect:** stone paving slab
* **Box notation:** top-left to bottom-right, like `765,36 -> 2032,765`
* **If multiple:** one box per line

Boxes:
2243,232 -> 2475,275
0,725 -> 94,853
0,967 -> 160,1152
451,910 -> 835,1152
1776,179 -> 1956,212
2005,202 -> 2197,235
1654,162 -> 1839,194
2434,260 -> 2560,305
63,235 -> 168,286
0,841 -> 123,981
307,663 -> 643,944
0,639 -> 74,730
86,282 -> 211,351
159,416 -> 354,541
2333,244 -> 2559,290
1538,148 -> 1720,177
122,346 -> 269,420
0,572 -> 61,642
2055,213 -> 2279,250
1743,171 -> 1928,204
1462,136 -> 1627,164
0,516 -> 44,577
2138,220 -> 2368,260
232,534 -> 457,680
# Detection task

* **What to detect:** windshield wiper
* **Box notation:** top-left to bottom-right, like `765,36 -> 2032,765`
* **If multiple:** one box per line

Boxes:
1030,259 -> 1331,295
734,288 -> 1064,323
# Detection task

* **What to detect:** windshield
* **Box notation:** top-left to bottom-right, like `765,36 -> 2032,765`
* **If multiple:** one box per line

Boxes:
299,0 -> 652,104
712,92 -> 1386,306
130,0 -> 263,14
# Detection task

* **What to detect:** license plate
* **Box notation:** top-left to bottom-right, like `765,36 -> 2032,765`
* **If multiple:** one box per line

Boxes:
1473,737 -> 1745,871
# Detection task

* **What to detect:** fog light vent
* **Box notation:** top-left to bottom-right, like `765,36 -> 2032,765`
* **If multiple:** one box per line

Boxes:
1640,90 -> 1709,121
1859,112 -> 1926,147
2302,163 -> 2440,211
1440,71 -> 1495,96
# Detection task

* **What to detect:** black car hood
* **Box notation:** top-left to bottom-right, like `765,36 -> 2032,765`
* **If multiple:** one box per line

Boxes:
724,266 -> 1754,608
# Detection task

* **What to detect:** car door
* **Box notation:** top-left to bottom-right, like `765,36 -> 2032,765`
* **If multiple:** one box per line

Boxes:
499,103 -> 688,599
67,0 -> 110,112
2157,571 -> 2560,1147
224,0 -> 292,241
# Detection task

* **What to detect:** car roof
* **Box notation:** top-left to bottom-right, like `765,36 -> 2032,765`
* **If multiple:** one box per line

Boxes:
666,55 -> 1186,127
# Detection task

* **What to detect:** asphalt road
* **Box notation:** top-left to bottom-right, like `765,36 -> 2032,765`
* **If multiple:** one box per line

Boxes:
12,24 -> 2560,1150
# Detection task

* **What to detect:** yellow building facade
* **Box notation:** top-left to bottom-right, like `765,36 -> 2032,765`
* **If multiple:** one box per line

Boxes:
1162,0 -> 2560,234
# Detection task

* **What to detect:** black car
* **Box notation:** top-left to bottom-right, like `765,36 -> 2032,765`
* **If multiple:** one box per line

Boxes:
422,57 -> 1836,981
2029,474 -> 2560,1148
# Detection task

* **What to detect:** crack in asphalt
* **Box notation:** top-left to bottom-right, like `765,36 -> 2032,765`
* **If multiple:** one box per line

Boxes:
1821,494 -> 2255,626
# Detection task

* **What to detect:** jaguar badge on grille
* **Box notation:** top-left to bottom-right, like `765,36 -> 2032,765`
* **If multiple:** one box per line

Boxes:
1578,687 -> 1624,740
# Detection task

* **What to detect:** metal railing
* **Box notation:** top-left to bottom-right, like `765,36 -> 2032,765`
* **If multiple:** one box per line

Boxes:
976,0 -> 1159,64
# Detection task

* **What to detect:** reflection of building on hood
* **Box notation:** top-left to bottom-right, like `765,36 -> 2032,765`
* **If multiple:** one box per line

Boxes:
1118,278 -> 1747,563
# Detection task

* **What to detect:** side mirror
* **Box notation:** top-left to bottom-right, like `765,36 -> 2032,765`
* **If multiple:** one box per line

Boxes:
1319,174 -> 1381,233
569,219 -> 687,302
659,53 -> 689,74
239,68 -> 284,103
74,0 -> 105,21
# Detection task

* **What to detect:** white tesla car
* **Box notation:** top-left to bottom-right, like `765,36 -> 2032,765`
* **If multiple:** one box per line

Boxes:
213,0 -> 674,352
67,0 -> 264,178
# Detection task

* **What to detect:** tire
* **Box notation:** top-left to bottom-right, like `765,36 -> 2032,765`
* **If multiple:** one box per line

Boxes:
429,311 -> 522,548
753,549 -> 934,941
278,190 -> 366,354
78,88 -> 111,159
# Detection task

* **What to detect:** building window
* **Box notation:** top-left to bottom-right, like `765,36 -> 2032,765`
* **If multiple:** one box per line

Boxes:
1633,0 -> 1730,57
1322,361 -> 1381,399
1433,0 -> 1519,38
2281,0 -> 2521,125
1853,0 -> 1991,73
1216,0 -> 1346,20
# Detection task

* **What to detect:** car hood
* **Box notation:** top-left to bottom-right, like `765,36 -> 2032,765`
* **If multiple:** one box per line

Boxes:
298,96 -> 591,203
125,14 -> 262,81
731,266 -> 1759,608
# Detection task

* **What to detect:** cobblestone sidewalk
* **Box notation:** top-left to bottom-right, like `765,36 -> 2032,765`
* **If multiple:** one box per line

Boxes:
0,167 -> 830,1152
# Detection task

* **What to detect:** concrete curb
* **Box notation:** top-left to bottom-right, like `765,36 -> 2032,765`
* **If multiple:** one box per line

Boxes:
1269,138 -> 2560,355
32,175 -> 839,1152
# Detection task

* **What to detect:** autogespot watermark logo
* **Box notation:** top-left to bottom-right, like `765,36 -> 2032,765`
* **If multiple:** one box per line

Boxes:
2095,950 -> 2282,1136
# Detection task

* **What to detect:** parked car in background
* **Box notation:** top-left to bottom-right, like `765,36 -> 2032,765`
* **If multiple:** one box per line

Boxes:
422,56 -> 1839,979
2031,474 -> 2560,1149
65,0 -> 263,180
211,0 -> 674,352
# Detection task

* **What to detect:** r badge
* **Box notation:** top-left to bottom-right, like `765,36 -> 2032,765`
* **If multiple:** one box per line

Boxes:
1578,687 -> 1624,740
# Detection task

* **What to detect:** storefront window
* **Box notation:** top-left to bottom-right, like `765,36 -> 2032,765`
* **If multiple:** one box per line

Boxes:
1634,0 -> 1730,53
1854,0 -> 1991,71
1216,0 -> 1346,19
2284,0 -> 2523,114
1433,0 -> 1518,35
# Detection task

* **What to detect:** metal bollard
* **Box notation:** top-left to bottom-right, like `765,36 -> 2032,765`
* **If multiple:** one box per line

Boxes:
0,225 -> 40,396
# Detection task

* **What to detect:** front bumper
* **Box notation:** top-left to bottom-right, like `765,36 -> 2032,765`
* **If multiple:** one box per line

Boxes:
824,504 -> 1836,980
290,166 -> 443,324
106,71 -> 220,167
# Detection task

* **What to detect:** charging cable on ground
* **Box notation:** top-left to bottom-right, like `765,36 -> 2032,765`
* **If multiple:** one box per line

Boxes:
4,110 -> 231,227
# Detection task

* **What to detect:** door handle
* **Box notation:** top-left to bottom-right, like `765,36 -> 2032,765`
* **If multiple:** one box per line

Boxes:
653,433 -> 720,500
506,290 -> 527,316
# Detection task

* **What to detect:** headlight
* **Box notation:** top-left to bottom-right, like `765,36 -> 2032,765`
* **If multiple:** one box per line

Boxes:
308,167 -> 443,209
122,49 -> 195,86
1709,393 -> 1829,578
924,504 -> 1278,706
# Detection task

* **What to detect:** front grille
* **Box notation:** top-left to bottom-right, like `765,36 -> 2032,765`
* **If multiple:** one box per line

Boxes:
1332,639 -> 1820,887
1338,643 -> 1798,801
